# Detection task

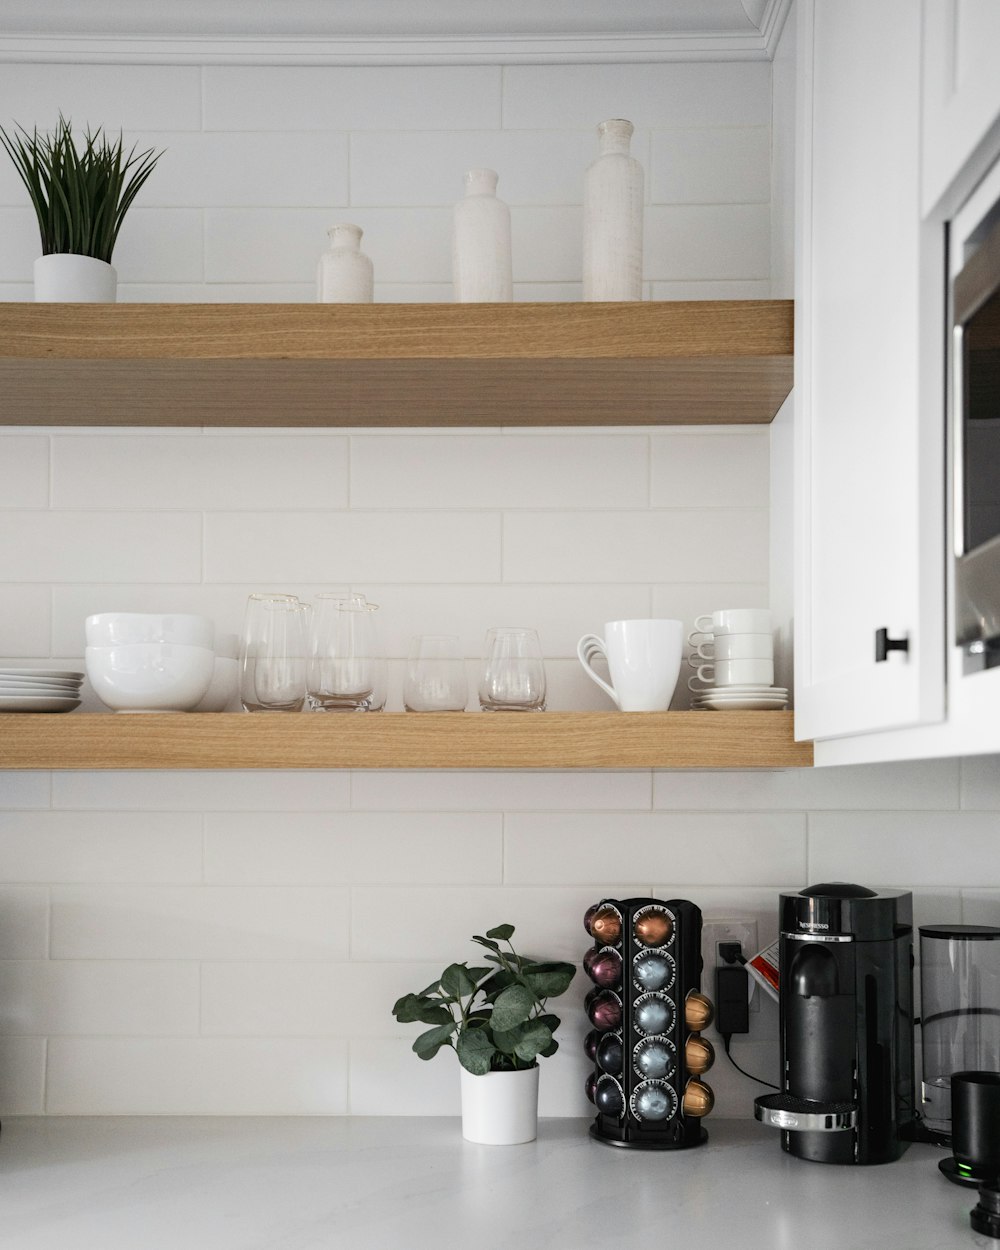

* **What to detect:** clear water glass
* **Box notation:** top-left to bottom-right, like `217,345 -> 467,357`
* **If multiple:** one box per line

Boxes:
404,635 -> 468,712
479,627 -> 547,712
240,594 -> 308,712
308,594 -> 387,712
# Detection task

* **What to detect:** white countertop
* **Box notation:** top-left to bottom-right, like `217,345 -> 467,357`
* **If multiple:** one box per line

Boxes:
0,1116 -> 992,1250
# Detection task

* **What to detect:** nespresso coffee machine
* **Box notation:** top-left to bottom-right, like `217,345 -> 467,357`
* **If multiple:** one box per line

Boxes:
755,882 -> 915,1165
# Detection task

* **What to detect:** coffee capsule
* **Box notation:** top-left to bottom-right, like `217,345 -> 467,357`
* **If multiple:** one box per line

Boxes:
587,990 -> 623,1032
633,1036 -> 676,1081
634,906 -> 673,947
596,1033 -> 624,1076
684,990 -> 714,1032
634,992 -> 675,1036
590,905 -> 623,945
630,1079 -> 678,1123
684,1035 -> 715,1075
588,947 -> 623,989
585,1072 -> 597,1104
594,1075 -> 624,1117
633,949 -> 675,993
683,1077 -> 715,1117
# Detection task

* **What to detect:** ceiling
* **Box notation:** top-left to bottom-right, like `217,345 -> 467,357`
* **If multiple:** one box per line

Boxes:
0,0 -> 793,63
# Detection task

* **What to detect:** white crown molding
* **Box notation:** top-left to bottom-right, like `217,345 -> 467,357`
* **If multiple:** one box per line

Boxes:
0,0 -> 794,64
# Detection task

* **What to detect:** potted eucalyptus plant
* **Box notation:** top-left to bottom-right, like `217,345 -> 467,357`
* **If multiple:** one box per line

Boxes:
392,923 -> 576,1144
0,115 -> 162,302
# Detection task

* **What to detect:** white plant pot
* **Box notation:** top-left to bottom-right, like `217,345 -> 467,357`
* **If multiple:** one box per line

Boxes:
460,1065 -> 539,1145
34,253 -> 117,303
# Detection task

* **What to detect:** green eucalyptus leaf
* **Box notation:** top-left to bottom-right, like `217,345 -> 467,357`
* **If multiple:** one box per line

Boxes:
539,1036 -> 559,1059
491,983 -> 536,1031
456,1028 -> 496,1075
471,935 -> 500,953
440,963 -> 477,998
486,923 -> 515,941
479,969 -> 518,1001
392,993 -> 453,1027
466,966 -> 492,985
412,1021 -> 457,1061
511,1021 -> 552,1063
521,962 -> 576,1000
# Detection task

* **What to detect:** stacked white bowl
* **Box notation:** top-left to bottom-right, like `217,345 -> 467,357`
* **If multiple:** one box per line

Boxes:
85,614 -> 216,713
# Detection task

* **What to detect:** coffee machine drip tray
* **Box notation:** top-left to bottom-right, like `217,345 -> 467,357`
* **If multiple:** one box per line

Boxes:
755,1092 -> 858,1133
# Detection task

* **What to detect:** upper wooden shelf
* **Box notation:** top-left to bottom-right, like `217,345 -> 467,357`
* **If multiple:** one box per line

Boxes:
0,710 -> 811,770
0,300 -> 793,428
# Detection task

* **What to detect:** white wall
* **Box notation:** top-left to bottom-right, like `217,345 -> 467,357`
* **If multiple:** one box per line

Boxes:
0,50 -> 996,1119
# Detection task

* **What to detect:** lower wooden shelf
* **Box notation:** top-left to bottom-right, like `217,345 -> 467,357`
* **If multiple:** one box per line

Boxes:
0,710 -> 811,770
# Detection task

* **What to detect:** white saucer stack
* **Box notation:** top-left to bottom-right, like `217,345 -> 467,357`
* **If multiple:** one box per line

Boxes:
0,668 -> 84,713
687,609 -> 788,712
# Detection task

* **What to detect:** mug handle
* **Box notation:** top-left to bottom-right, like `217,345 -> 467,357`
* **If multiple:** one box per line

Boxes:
577,634 -> 621,709
694,640 -> 715,660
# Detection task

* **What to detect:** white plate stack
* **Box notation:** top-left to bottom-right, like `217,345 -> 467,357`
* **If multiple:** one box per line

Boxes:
0,668 -> 84,713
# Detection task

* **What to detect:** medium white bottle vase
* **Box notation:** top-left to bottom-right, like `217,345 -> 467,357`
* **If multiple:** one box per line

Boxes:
452,168 -> 513,303
582,119 -> 644,301
317,223 -> 373,303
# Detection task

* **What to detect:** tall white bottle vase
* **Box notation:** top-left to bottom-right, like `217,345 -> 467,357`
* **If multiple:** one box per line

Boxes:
317,224 -> 374,303
452,168 -> 513,303
582,119 -> 644,301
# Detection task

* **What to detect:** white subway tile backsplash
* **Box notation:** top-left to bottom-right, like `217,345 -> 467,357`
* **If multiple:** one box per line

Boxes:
118,282 -> 315,303
654,758 -> 962,812
650,128 -> 771,204
201,961 -> 443,1038
0,437 -> 47,508
0,772 -> 50,810
52,768 -> 351,812
645,205 -> 771,280
204,511 -> 501,583
138,132 -> 349,208
46,1038 -> 349,1114
649,279 -> 772,300
809,812 -> 1000,887
204,813 -> 502,885
505,814 -> 807,886
502,63 -> 771,130
0,586 -> 50,658
0,209 -> 46,282
111,209 -> 205,284
0,888 -> 50,959
0,1037 -> 46,1115
350,435 -> 648,510
511,206 -> 582,282
0,961 -> 199,1036
52,436 -> 349,511
0,512 -> 201,583
960,755 -> 1000,809
351,885 -> 650,963
960,891 -> 1000,926
350,769 -> 651,812
349,1038 -> 460,1115
503,510 -> 769,583
350,130 -> 598,207
50,887 -> 349,959
651,433 -> 769,509
0,65 -> 202,135
205,66 -> 501,132
0,812 -> 202,884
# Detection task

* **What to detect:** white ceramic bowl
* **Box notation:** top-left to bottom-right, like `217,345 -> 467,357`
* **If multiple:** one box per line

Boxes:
85,643 -> 215,712
85,613 -> 215,649
193,656 -> 240,713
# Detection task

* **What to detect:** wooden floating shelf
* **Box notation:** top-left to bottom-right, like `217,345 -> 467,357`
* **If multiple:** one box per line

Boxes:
0,300 -> 793,428
0,711 -> 812,771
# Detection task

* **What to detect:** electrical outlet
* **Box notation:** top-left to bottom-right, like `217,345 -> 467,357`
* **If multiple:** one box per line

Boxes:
701,917 -> 759,1013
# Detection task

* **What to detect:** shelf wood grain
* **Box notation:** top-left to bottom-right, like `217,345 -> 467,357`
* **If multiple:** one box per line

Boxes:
0,711 -> 812,771
0,300 -> 793,427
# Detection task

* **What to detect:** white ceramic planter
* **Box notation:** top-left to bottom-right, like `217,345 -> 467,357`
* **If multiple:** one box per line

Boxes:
460,1065 -> 539,1145
34,253 -> 117,303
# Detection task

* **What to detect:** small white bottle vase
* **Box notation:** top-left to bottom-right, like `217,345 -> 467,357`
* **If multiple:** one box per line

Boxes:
317,224 -> 373,303
582,119 -> 644,301
452,168 -> 513,303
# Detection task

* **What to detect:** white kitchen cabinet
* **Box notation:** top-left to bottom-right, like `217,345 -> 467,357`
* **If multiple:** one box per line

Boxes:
922,0 -> 1000,217
793,0 -> 946,744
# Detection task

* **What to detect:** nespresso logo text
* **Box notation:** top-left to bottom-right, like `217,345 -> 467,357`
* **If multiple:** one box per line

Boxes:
799,921 -> 829,930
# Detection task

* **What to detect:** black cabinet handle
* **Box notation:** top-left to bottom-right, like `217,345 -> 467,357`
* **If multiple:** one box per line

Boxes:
875,628 -> 909,662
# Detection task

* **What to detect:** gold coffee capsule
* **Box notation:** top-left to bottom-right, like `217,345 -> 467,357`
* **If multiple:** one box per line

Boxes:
684,1034 -> 715,1075
683,990 -> 714,1032
683,1078 -> 715,1118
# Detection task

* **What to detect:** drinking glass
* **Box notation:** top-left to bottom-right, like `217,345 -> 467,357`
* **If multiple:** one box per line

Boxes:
308,594 -> 387,712
479,627 -> 546,712
240,594 -> 308,712
403,635 -> 468,712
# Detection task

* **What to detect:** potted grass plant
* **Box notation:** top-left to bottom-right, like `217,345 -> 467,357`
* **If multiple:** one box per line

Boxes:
0,115 -> 162,302
392,923 -> 576,1144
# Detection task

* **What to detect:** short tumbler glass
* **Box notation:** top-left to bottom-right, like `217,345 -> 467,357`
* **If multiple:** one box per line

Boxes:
479,627 -> 547,712
403,635 -> 468,712
308,594 -> 387,712
240,594 -> 308,712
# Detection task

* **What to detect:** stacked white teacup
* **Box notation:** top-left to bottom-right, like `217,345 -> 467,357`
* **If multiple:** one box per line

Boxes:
686,609 -> 787,711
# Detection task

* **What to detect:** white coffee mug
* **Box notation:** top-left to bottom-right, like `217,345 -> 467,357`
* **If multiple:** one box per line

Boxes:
691,657 -> 774,687
693,633 -> 774,662
577,619 -> 683,712
693,609 -> 771,637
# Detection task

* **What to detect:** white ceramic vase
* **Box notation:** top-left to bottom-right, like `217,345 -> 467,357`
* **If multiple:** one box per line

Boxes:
34,253 -> 117,303
317,224 -> 374,303
460,1065 -> 539,1145
452,168 -> 513,303
582,118 -> 644,301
